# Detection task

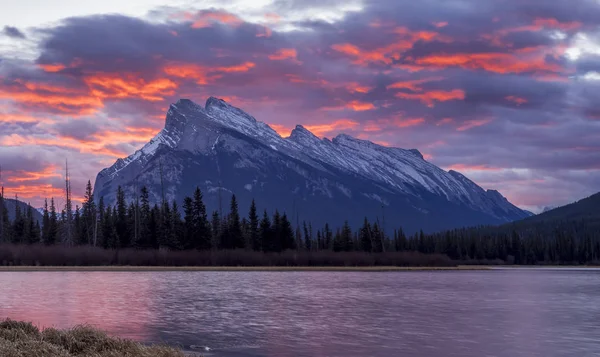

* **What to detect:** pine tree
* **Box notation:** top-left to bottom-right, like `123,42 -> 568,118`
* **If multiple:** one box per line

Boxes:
81,180 -> 95,245
192,187 -> 211,250
259,210 -> 272,252
12,196 -> 24,243
170,200 -> 182,249
182,196 -> 194,250
303,221 -> 312,251
96,197 -> 105,247
46,198 -> 58,245
74,205 -> 82,245
228,194 -> 243,249
359,218 -> 372,252
272,210 -> 282,252
115,186 -> 128,248
25,205 -> 39,244
211,210 -> 221,249
139,187 -> 151,248
280,213 -> 295,251
41,199 -> 50,244
372,222 -> 383,253
323,223 -> 333,251
248,199 -> 260,251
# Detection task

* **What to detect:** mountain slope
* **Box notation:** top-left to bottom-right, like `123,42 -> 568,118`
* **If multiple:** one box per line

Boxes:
93,97 -> 529,233
2,198 -> 43,223
516,192 -> 600,228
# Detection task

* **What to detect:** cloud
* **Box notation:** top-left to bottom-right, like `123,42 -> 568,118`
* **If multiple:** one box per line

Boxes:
2,26 -> 26,39
0,0 -> 599,211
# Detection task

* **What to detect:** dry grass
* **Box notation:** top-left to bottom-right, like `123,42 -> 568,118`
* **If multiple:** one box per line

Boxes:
0,319 -> 186,357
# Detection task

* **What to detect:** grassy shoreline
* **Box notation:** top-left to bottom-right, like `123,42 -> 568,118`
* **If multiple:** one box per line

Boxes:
0,319 -> 187,357
0,265 -> 491,272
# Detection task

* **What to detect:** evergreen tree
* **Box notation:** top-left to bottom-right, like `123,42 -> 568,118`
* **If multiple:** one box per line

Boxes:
169,200 -> 183,249
41,199 -> 50,244
96,197 -> 105,247
359,218 -> 372,252
211,210 -> 221,249
139,187 -> 151,248
323,223 -> 333,251
46,198 -> 58,245
271,210 -> 282,252
228,194 -> 243,249
192,187 -> 211,250
248,199 -> 260,251
182,196 -> 194,250
303,221 -> 312,251
115,186 -> 128,248
280,213 -> 295,251
259,210 -> 272,252
80,180 -> 95,245
74,205 -> 82,245
12,197 -> 24,244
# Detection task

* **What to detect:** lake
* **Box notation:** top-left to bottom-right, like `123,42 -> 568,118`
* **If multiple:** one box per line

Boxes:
1,269 -> 600,357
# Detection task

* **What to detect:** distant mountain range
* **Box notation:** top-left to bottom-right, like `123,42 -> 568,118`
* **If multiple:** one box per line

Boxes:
93,97 -> 530,233
518,193 -> 600,228
2,198 -> 43,223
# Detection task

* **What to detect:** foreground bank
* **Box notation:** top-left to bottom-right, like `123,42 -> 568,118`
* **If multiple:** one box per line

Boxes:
0,319 -> 185,357
0,244 -> 453,267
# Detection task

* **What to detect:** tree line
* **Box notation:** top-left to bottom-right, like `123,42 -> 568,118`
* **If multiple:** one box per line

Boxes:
1,181 -> 599,265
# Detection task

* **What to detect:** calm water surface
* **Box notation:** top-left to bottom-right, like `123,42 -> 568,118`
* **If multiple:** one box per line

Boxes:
1,269 -> 600,357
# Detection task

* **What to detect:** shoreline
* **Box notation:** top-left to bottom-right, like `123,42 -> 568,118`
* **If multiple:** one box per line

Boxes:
0,265 -> 491,272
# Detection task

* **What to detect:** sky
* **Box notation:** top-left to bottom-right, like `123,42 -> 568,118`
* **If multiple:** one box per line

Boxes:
1,0 -> 600,213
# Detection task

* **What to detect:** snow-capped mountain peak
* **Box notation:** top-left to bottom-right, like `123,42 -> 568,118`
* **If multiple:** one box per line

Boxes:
94,97 -> 530,233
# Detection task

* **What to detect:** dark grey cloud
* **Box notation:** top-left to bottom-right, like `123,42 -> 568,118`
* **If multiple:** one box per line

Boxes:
2,26 -> 25,39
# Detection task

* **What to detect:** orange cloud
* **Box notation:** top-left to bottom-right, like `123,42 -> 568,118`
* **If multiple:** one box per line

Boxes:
456,118 -> 493,131
364,116 -> 425,131
191,11 -> 243,29
323,100 -> 375,112
386,77 -> 444,91
433,22 -> 448,28
164,62 -> 255,84
164,63 -> 211,84
305,119 -> 359,137
269,123 -> 293,137
0,82 -> 103,115
7,165 -> 62,183
84,74 -> 177,102
505,95 -> 528,105
345,82 -> 372,94
392,117 -> 425,128
3,184 -> 66,202
395,89 -> 465,106
0,113 -> 51,124
0,134 -> 128,158
413,52 -> 563,74
268,48 -> 298,61
216,62 -> 255,73
332,27 -> 448,66
39,64 -> 66,73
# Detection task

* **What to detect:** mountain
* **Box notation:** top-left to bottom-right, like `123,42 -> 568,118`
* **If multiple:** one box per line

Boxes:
93,97 -> 530,233
2,198 -> 43,223
517,192 -> 600,228
541,206 -> 555,213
